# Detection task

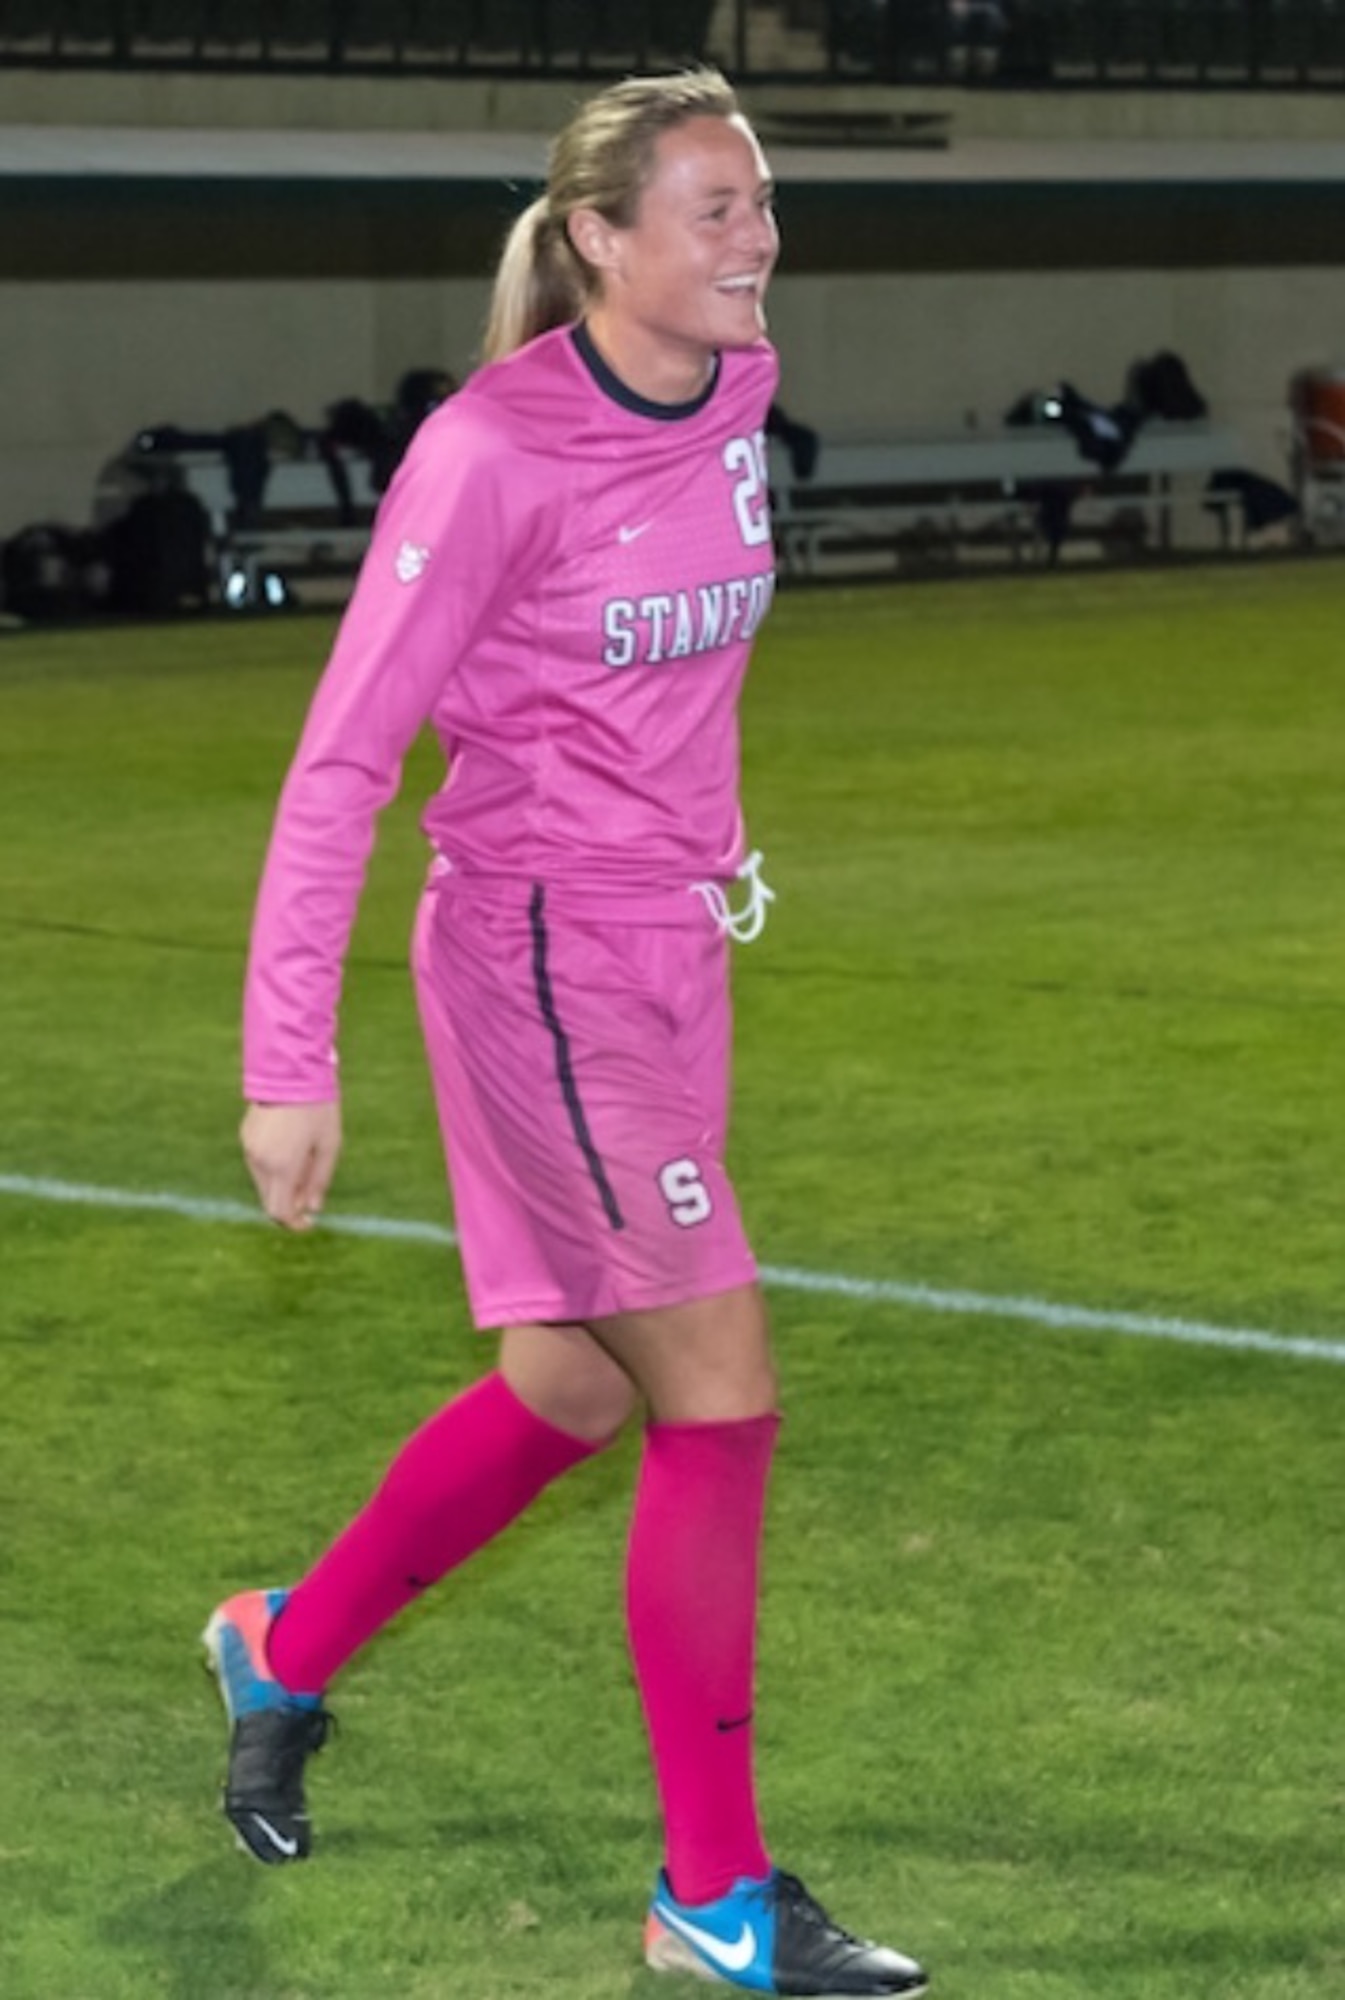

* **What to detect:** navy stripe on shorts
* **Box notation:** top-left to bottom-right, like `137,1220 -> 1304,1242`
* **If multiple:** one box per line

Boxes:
528,883 -> 625,1233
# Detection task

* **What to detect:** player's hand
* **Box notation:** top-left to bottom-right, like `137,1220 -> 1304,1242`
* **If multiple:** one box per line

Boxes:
240,1101 -> 343,1232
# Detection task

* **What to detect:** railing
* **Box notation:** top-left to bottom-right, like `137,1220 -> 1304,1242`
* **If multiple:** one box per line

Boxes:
0,2 -> 1342,87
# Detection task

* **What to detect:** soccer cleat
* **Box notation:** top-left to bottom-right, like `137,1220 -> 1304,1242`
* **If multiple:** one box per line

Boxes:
645,1867 -> 928,1997
202,1587 -> 332,1865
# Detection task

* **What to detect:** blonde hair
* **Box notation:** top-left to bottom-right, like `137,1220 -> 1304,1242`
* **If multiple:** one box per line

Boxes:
482,67 -> 741,363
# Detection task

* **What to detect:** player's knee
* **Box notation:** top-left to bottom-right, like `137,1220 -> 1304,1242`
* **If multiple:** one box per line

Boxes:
500,1320 -> 640,1443
556,1375 -> 641,1444
640,1327 -> 779,1425
654,1360 -> 778,1425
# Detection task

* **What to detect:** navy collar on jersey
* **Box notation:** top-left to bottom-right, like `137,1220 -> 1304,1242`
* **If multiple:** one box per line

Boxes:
571,321 -> 721,422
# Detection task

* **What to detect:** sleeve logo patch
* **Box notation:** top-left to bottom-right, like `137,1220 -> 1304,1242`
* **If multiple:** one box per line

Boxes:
395,540 -> 431,583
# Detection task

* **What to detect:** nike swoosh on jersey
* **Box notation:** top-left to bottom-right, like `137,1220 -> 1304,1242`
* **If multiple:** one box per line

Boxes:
250,1812 -> 301,1857
656,1907 -> 758,1974
617,521 -> 653,544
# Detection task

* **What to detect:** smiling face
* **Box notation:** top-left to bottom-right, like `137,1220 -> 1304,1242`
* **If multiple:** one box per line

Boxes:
571,114 -> 779,404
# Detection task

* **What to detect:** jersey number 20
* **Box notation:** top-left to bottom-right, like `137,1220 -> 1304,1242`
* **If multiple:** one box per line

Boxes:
723,433 -> 771,549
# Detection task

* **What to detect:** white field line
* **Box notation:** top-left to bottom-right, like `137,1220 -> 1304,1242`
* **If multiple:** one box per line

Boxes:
2,1169 -> 1344,1369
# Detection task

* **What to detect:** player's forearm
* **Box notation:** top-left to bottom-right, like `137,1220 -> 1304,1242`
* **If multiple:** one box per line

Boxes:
242,754 -> 393,1101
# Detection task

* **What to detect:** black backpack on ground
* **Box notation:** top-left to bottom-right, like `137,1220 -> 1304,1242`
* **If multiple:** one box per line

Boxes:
1,522 -> 107,622
103,489 -> 211,616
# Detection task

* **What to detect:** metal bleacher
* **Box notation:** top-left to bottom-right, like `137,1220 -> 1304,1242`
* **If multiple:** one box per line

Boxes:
0,1 -> 719,72
0,2 -> 1342,83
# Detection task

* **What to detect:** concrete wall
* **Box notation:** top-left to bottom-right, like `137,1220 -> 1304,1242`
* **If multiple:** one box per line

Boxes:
2,64 -> 1343,141
2,71 -> 1342,540
769,266 -> 1344,476
2,259 -> 1336,542
0,275 -> 494,534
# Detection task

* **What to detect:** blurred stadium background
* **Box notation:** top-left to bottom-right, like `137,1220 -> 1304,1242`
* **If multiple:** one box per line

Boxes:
2,14 -> 1344,1998
2,0 -> 1345,590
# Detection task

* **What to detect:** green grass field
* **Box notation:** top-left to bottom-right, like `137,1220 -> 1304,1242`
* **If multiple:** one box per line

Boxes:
3,562 -> 1344,1999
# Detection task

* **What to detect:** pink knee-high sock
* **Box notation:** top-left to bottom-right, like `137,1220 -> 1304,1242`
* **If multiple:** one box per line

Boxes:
268,1371 -> 601,1695
626,1414 -> 780,1907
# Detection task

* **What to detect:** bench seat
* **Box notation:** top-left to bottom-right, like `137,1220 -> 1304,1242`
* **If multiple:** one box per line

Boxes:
771,421 -> 1248,576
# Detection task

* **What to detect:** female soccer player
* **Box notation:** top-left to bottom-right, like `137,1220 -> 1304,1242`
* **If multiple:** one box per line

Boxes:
204,68 -> 928,1999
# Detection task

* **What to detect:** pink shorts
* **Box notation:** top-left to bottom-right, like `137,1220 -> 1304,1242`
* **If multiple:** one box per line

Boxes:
411,869 -> 759,1329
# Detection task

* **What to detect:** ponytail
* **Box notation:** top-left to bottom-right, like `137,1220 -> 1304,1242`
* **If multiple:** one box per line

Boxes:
481,196 -> 586,364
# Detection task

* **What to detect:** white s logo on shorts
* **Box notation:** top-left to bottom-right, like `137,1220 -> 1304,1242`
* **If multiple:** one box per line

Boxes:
658,1158 -> 713,1228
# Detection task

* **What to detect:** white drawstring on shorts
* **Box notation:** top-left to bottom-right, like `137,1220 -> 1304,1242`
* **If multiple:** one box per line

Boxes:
690,848 -> 776,944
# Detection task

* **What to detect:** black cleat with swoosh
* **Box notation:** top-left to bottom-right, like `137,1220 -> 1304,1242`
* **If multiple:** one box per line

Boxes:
202,1588 -> 333,1865
221,1706 -> 332,1863
645,1866 -> 929,1995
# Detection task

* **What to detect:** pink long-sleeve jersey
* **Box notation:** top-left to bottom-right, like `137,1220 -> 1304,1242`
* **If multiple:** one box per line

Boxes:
244,324 -> 780,1102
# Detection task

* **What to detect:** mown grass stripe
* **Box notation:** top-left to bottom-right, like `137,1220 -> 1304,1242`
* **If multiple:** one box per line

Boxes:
4,1168 -> 1343,1368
